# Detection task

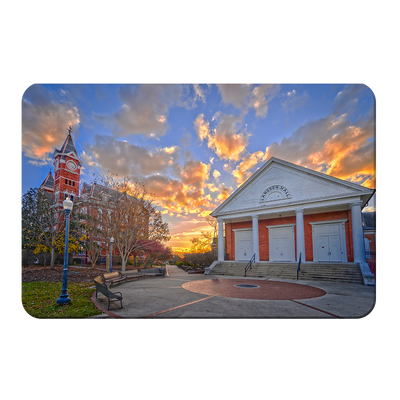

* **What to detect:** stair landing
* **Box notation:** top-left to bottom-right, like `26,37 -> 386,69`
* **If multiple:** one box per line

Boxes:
210,261 -> 364,285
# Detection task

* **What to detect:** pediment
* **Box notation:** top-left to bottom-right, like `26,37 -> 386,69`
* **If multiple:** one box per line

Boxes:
212,158 -> 374,216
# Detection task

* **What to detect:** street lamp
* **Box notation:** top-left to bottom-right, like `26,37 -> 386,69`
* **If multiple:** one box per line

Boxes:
57,197 -> 73,305
110,237 -> 114,272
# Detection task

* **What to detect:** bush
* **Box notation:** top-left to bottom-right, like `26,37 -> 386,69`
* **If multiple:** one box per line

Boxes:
22,249 -> 37,268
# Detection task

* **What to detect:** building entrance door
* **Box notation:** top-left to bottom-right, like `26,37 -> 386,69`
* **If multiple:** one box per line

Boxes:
268,225 -> 295,262
235,230 -> 253,261
314,223 -> 343,262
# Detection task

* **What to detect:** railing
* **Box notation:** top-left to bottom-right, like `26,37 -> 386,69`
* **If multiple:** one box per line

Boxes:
297,252 -> 302,280
244,254 -> 256,277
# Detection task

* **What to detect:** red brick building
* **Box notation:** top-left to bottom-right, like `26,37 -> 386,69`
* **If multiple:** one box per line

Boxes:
39,126 -> 148,267
210,157 -> 375,285
40,125 -> 82,209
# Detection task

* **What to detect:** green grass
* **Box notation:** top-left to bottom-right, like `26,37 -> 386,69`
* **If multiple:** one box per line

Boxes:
22,282 -> 103,318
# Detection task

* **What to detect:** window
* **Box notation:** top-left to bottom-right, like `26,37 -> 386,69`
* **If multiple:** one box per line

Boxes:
65,179 -> 68,185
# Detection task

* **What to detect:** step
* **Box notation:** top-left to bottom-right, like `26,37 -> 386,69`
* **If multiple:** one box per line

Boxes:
210,262 -> 364,284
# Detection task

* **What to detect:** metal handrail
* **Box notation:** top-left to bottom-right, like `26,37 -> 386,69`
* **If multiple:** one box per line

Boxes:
297,252 -> 302,280
244,254 -> 256,277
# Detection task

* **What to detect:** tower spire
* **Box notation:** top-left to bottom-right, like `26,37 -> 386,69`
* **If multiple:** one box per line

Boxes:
67,123 -> 73,135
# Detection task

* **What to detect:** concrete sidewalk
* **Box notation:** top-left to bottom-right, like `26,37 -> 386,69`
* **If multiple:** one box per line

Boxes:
90,265 -> 376,318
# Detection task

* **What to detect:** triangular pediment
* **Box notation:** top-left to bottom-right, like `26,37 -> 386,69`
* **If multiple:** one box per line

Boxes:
212,157 -> 374,216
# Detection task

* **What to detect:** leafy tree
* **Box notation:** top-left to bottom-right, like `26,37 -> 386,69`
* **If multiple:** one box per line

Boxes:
22,188 -> 61,269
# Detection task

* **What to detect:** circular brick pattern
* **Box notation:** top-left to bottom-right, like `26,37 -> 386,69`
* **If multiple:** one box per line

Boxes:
182,279 -> 326,300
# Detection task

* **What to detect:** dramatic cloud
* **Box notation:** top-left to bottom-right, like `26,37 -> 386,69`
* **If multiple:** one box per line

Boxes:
264,111 -> 375,188
250,84 -> 281,117
178,159 -> 211,188
217,84 -> 252,110
139,173 -> 214,217
22,85 -> 80,162
84,134 -> 216,219
93,84 -> 184,137
213,169 -> 221,179
232,151 -> 266,185
195,113 -> 250,161
93,84 -> 208,138
218,84 -> 280,117
216,183 -> 232,203
87,135 -> 181,178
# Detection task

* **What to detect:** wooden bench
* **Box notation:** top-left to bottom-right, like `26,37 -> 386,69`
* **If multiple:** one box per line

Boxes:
139,267 -> 165,277
94,279 -> 123,310
94,271 -> 127,287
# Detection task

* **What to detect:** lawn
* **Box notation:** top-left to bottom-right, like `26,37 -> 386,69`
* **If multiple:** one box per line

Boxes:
22,281 -> 103,318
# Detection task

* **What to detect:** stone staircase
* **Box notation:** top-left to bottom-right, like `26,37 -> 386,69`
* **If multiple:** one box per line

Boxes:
209,261 -> 364,284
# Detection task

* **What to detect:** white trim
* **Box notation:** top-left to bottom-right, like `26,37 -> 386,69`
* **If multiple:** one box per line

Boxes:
309,218 -> 348,226
211,157 -> 374,217
232,228 -> 253,232
310,220 -> 348,262
266,223 -> 296,229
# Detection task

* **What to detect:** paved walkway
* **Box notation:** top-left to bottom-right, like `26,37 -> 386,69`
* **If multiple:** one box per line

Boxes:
90,265 -> 376,318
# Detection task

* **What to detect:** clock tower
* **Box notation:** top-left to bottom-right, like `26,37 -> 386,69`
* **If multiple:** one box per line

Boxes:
53,124 -> 82,208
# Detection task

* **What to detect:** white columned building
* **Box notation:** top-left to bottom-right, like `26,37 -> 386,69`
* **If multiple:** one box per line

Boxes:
209,157 -> 375,285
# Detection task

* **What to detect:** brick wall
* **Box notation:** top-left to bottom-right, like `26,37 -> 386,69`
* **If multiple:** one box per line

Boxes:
225,210 -> 354,262
54,155 -> 81,205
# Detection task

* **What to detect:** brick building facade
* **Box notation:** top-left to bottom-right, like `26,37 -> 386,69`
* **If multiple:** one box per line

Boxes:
40,125 -> 82,209
210,157 -> 375,285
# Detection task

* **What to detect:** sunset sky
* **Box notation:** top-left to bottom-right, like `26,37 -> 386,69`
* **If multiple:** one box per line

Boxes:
22,84 -> 376,252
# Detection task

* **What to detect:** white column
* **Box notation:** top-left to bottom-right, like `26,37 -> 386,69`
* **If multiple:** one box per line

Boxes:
350,201 -> 366,263
217,218 -> 225,262
295,208 -> 306,262
252,214 -> 260,262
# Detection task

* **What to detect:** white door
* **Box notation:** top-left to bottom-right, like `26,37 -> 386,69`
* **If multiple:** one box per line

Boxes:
328,235 -> 341,261
235,230 -> 253,261
314,224 -> 344,262
269,226 -> 295,262
316,235 -> 329,261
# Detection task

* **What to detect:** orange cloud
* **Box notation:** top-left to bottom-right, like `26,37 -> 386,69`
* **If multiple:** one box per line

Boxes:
309,124 -> 375,188
195,113 -> 249,161
194,114 -> 210,141
264,112 -> 375,189
179,160 -> 210,188
22,85 -> 80,162
232,151 -> 265,185
216,184 -> 231,203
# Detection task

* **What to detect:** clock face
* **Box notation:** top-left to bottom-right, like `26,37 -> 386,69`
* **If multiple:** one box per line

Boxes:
66,160 -> 77,171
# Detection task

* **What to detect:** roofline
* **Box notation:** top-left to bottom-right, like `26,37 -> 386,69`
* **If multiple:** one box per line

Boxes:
211,156 -> 375,217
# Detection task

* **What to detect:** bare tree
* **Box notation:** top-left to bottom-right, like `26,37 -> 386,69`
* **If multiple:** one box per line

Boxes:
75,196 -> 103,268
110,182 -> 170,272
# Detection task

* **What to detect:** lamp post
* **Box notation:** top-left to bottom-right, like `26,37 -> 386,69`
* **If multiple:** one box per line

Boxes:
110,237 -> 114,272
57,197 -> 73,305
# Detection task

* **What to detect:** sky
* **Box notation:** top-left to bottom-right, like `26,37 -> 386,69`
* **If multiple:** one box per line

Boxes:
21,83 -> 376,253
